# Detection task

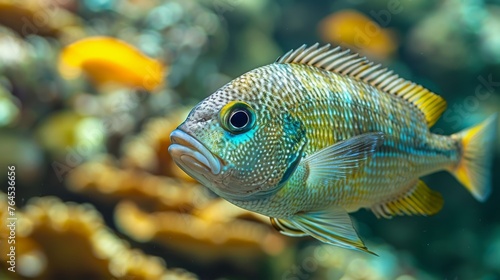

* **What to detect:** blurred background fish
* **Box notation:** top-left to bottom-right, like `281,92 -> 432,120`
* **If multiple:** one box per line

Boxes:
318,9 -> 398,59
0,0 -> 499,279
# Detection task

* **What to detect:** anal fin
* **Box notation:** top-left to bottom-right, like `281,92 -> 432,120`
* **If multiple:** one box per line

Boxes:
371,180 -> 443,219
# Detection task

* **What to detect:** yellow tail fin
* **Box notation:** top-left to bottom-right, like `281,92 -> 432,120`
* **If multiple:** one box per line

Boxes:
451,114 -> 498,202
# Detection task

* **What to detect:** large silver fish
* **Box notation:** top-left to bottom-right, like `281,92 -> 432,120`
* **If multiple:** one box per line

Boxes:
169,44 -> 497,253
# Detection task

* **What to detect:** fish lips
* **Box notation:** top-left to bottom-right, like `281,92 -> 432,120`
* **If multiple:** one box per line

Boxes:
169,129 -> 222,180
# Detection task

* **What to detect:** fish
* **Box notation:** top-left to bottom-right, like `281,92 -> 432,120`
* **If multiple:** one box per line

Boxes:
58,36 -> 166,91
168,43 -> 498,254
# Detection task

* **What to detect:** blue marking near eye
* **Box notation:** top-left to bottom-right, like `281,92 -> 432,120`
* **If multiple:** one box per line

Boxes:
224,127 -> 257,141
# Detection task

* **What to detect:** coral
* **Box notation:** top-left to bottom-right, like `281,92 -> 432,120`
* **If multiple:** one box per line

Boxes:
0,193 -> 198,280
114,199 -> 286,263
0,0 -> 82,38
67,158 -> 289,264
0,84 -> 20,127
67,157 -> 209,211
120,109 -> 194,181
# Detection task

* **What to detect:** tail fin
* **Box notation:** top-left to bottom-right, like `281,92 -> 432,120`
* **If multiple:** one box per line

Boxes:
451,114 -> 498,202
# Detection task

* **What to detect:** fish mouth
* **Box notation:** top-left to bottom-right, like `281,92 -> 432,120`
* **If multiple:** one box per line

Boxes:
169,129 -> 222,177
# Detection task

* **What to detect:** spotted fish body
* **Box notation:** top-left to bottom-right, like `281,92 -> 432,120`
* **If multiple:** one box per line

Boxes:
224,62 -> 455,217
169,44 -> 497,253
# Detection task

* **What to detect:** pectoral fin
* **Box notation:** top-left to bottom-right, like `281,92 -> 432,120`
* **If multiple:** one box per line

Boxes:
270,217 -> 308,237
303,132 -> 384,183
275,207 -> 376,255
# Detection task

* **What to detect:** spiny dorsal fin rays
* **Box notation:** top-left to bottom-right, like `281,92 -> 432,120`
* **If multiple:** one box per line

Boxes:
301,44 -> 330,64
275,44 -> 447,127
277,44 -> 307,64
310,46 -> 342,65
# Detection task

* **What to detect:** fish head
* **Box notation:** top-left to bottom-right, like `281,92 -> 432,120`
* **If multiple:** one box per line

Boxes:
169,71 -> 307,201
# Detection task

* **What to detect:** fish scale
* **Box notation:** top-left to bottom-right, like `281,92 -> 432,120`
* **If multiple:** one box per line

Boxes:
279,66 -> 432,204
169,44 -> 497,253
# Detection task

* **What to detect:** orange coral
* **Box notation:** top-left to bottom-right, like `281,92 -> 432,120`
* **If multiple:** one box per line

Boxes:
0,0 -> 80,38
0,193 -> 198,280
67,159 -> 290,264
66,157 -> 209,211
115,200 -> 287,264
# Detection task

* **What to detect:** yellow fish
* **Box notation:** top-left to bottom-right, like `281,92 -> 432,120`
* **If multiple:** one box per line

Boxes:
169,44 -> 497,254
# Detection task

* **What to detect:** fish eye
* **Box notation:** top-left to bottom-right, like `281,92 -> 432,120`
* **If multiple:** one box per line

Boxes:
220,101 -> 255,133
230,110 -> 249,128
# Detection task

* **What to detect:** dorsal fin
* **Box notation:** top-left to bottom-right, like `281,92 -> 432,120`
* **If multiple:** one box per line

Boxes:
276,43 -> 447,127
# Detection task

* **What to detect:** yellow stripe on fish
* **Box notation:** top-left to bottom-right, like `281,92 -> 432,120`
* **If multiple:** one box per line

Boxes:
169,43 -> 498,254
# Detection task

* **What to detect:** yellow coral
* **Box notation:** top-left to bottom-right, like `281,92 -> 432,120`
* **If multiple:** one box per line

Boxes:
67,159 -> 290,264
66,158 -> 210,211
114,201 -> 287,263
0,0 -> 81,38
0,193 -> 198,280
